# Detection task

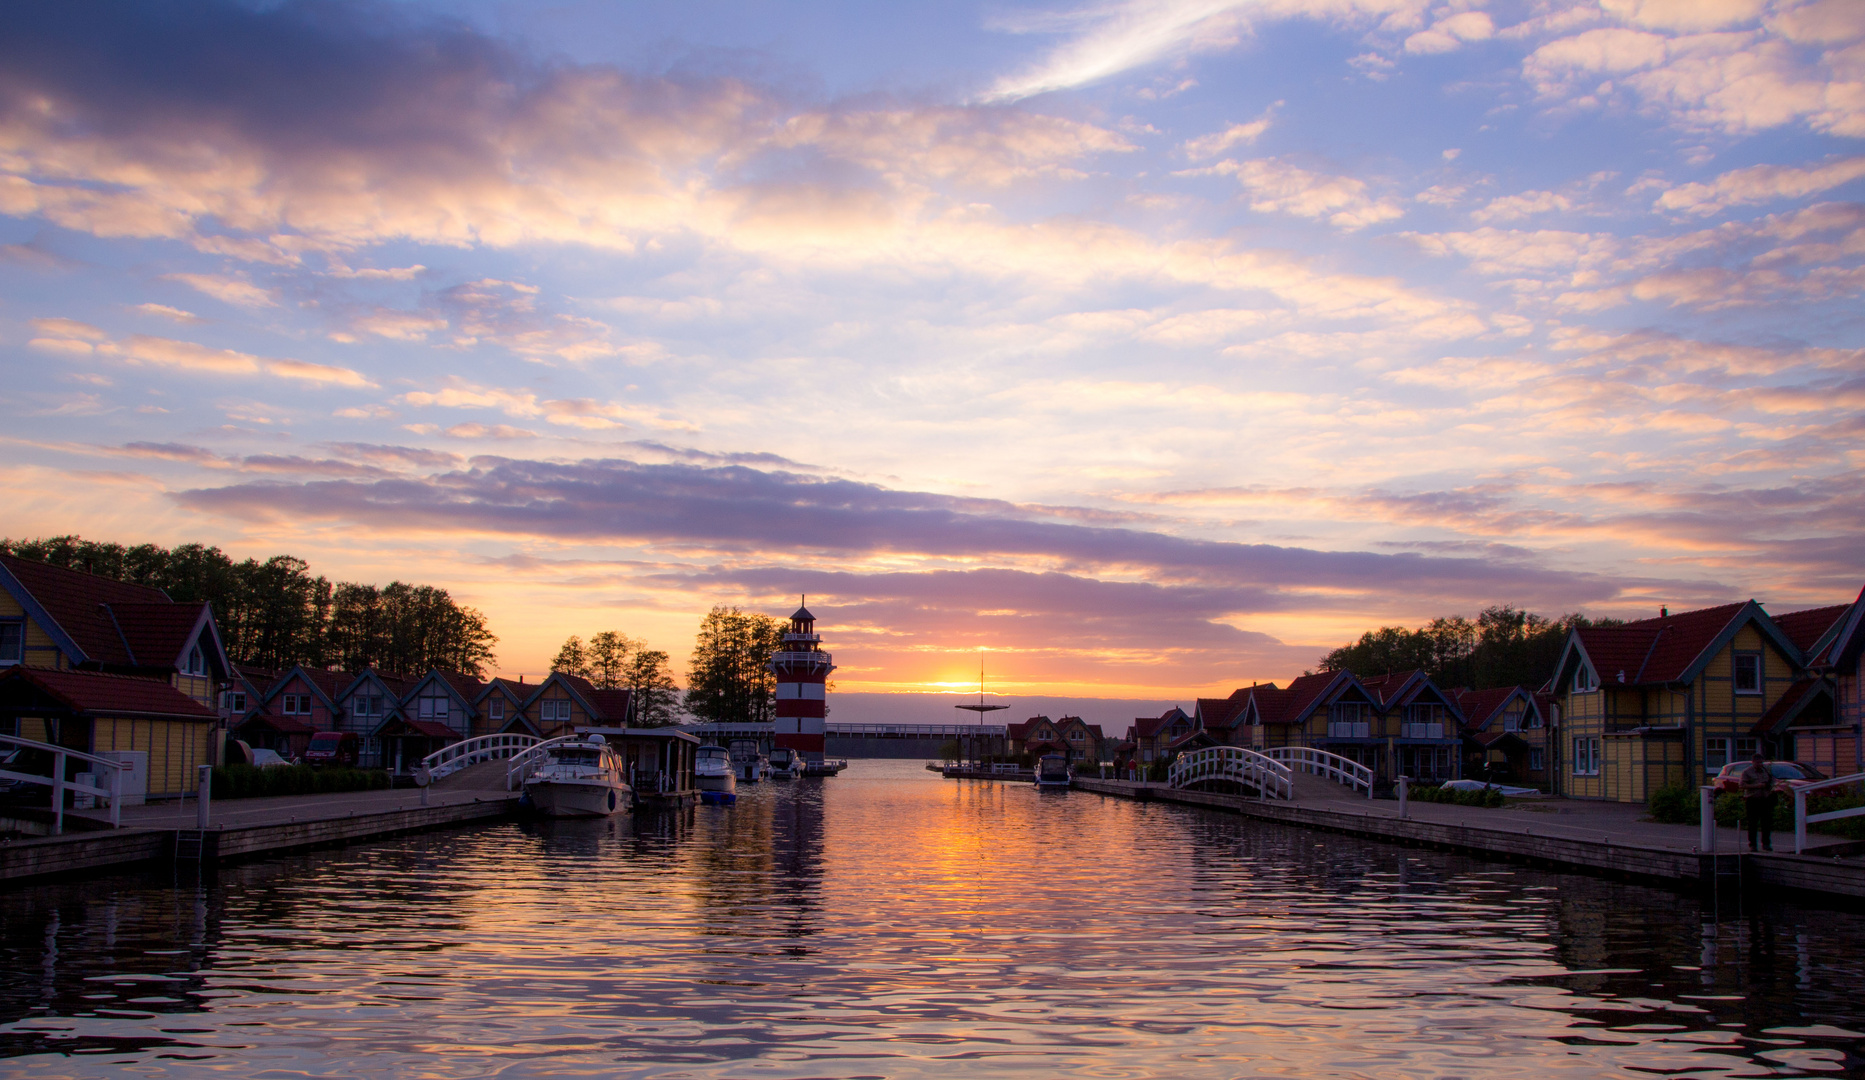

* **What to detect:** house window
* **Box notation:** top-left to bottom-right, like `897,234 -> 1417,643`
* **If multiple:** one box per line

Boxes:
1529,748 -> 1545,771
224,691 -> 247,712
1733,653 -> 1762,694
1573,665 -> 1599,693
0,621 -> 22,665
1573,736 -> 1601,776
540,700 -> 569,723
419,697 -> 446,719
1524,709 -> 1542,730
1068,729 -> 1084,742
186,645 -> 205,676
1737,737 -> 1759,760
489,698 -> 505,721
1706,736 -> 1729,773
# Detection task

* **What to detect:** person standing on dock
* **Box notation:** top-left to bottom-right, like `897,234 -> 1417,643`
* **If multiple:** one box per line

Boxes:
1739,751 -> 1778,853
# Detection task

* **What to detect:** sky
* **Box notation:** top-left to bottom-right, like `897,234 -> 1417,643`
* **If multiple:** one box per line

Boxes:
1,0 -> 1861,710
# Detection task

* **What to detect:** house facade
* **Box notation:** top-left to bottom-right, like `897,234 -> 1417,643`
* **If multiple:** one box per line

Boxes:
1550,600 -> 1855,803
1008,715 -> 1107,764
0,554 -> 232,797
1454,686 -> 1549,789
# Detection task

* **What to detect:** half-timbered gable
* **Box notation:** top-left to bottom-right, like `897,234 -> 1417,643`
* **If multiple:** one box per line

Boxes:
473,677 -> 539,737
1779,593 -> 1864,778
522,672 -> 631,738
1822,590 -> 1865,776
1361,670 -> 1463,782
1553,601 -> 1806,802
1454,685 -> 1547,788
1127,706 -> 1192,763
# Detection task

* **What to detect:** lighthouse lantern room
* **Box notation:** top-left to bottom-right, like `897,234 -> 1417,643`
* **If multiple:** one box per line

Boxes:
771,598 -> 834,762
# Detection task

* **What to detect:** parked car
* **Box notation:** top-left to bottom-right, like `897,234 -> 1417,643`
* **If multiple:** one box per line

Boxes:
1712,760 -> 1828,794
304,731 -> 359,767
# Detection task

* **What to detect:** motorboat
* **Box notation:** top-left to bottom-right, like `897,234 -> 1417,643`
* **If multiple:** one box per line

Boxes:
1035,753 -> 1071,789
728,739 -> 767,784
768,747 -> 802,779
523,735 -> 631,817
695,744 -> 738,805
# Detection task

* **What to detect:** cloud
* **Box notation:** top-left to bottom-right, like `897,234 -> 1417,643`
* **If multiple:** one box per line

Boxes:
161,273 -> 277,308
132,302 -> 203,323
173,454 -> 1612,612
1180,102 -> 1281,159
442,423 -> 538,440
1405,11 -> 1495,54
24,321 -> 375,386
1656,155 -> 1865,216
1196,158 -> 1405,229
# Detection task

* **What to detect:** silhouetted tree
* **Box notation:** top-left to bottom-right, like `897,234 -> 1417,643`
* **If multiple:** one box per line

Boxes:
683,606 -> 783,724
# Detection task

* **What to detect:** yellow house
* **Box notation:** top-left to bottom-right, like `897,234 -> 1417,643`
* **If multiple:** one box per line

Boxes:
1552,601 -> 1817,803
0,554 -> 232,797
523,671 -> 633,738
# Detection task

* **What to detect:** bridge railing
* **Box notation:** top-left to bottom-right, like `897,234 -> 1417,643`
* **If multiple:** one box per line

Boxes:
1794,771 -> 1865,854
504,735 -> 587,791
1265,746 -> 1375,798
417,733 -> 540,783
1166,745 -> 1294,800
0,733 -> 129,832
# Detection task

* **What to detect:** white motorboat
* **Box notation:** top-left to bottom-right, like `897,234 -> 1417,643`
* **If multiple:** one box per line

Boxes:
768,747 -> 802,779
1035,753 -> 1071,789
728,739 -> 767,784
695,744 -> 738,805
523,735 -> 631,817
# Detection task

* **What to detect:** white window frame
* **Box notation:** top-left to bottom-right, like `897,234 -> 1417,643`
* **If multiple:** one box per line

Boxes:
1529,748 -> 1545,771
489,698 -> 504,721
1736,736 -> 1759,760
1705,736 -> 1730,774
1573,665 -> 1599,693
0,620 -> 23,666
1733,652 -> 1762,695
1573,736 -> 1601,776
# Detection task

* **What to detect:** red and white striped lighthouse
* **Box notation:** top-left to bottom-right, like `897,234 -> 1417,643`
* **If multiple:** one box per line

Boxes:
771,599 -> 834,761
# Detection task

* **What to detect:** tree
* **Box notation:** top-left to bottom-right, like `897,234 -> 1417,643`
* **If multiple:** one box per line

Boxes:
552,635 -> 590,680
683,606 -> 784,724
624,648 -> 681,725
1321,606 -> 1626,690
587,630 -> 635,690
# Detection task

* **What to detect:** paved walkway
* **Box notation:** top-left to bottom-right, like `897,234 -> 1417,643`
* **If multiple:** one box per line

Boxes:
71,774 -> 516,833
1122,778 -> 1857,857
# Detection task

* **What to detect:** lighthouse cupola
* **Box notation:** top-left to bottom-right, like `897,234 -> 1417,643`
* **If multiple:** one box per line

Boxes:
770,596 -> 834,763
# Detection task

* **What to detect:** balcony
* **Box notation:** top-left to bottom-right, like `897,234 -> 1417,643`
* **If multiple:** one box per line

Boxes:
1327,721 -> 1371,739
1400,722 -> 1445,740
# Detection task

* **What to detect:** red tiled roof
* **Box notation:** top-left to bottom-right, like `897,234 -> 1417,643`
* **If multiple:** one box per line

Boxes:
1358,670 -> 1424,707
1575,602 -> 1746,686
1006,721 -> 1031,741
105,602 -> 208,668
235,711 -> 316,735
1772,604 -> 1850,657
1196,697 -> 1244,732
587,688 -> 633,723
1131,707 -> 1190,739
0,666 -> 216,719
0,554 -> 171,666
1752,678 -> 1828,734
1451,686 -> 1524,732
1254,671 -> 1348,724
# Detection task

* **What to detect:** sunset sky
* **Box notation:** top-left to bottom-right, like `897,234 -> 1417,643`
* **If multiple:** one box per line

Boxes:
1,0 -> 1861,704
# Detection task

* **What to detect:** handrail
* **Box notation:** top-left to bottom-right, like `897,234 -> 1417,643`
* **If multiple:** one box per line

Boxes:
418,732 -> 540,782
1265,746 -> 1375,798
1792,770 -> 1865,854
0,733 -> 128,832
1167,745 -> 1294,800
504,734 -> 586,791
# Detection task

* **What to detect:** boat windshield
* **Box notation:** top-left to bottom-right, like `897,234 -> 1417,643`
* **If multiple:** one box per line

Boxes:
698,747 -> 727,761
554,749 -> 603,766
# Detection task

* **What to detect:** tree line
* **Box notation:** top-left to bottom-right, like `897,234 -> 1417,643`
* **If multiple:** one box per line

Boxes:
0,534 -> 497,677
552,606 -> 791,727
1318,605 -> 1623,691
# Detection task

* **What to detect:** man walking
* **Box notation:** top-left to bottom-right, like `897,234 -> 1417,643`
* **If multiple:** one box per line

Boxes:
1739,751 -> 1777,852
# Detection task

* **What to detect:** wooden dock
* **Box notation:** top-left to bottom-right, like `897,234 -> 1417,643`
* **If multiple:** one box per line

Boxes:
1072,778 -> 1865,900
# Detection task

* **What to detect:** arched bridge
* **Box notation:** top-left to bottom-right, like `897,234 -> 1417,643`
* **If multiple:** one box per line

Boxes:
1167,745 -> 1374,800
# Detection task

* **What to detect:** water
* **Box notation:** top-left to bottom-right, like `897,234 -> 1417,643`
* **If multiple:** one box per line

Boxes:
4,760 -> 1863,1078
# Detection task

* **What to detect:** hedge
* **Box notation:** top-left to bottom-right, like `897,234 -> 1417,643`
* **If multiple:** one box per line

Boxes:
209,763 -> 392,800
1647,782 -> 1865,839
1409,784 -> 1505,808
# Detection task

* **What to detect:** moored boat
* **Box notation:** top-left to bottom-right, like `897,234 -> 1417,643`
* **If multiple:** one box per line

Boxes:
768,747 -> 802,779
729,739 -> 767,784
1035,753 -> 1071,789
695,744 -> 738,805
523,735 -> 631,817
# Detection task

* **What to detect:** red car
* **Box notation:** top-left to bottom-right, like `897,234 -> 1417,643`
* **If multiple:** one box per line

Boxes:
304,731 -> 359,767
1712,760 -> 1827,795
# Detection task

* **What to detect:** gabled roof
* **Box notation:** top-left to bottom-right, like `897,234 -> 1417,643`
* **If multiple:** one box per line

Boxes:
402,669 -> 486,712
1451,686 -> 1537,733
474,676 -> 531,704
0,554 -> 171,667
234,710 -> 317,735
1828,585 -> 1865,670
1195,697 -> 1245,733
0,666 -> 217,720
1558,601 -> 1803,689
1773,604 -> 1851,659
1131,707 -> 1190,740
1752,678 -> 1834,735
266,664 -> 353,711
1254,670 -> 1360,724
524,671 -> 631,723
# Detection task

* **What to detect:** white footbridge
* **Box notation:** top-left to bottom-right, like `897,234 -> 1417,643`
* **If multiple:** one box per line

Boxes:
418,733 -> 540,785
1166,744 -> 1374,801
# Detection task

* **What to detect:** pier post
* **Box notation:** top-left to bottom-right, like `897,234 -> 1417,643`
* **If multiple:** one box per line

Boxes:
1700,787 -> 1715,852
197,764 -> 212,830
1397,775 -> 1409,819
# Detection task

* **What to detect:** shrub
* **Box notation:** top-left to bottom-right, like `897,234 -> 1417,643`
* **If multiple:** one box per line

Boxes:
209,764 -> 391,800
1648,783 -> 1699,824
1410,784 -> 1504,808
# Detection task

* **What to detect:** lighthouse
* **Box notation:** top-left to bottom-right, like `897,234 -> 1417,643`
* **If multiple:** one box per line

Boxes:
771,599 -> 834,762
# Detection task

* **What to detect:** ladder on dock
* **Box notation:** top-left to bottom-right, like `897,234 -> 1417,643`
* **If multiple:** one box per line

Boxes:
172,829 -> 214,865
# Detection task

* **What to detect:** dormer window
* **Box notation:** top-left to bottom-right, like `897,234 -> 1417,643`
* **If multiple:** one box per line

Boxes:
183,644 -> 206,676
0,621 -> 21,666
1573,665 -> 1599,693
489,698 -> 505,721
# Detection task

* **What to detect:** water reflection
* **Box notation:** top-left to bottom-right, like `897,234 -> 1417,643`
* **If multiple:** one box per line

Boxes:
2,760 -> 1862,1077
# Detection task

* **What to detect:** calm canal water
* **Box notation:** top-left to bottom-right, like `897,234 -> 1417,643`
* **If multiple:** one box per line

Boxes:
3,760 -> 1863,1078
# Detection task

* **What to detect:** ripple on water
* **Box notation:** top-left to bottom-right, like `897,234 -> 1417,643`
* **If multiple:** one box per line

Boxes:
2,760 -> 1863,1078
